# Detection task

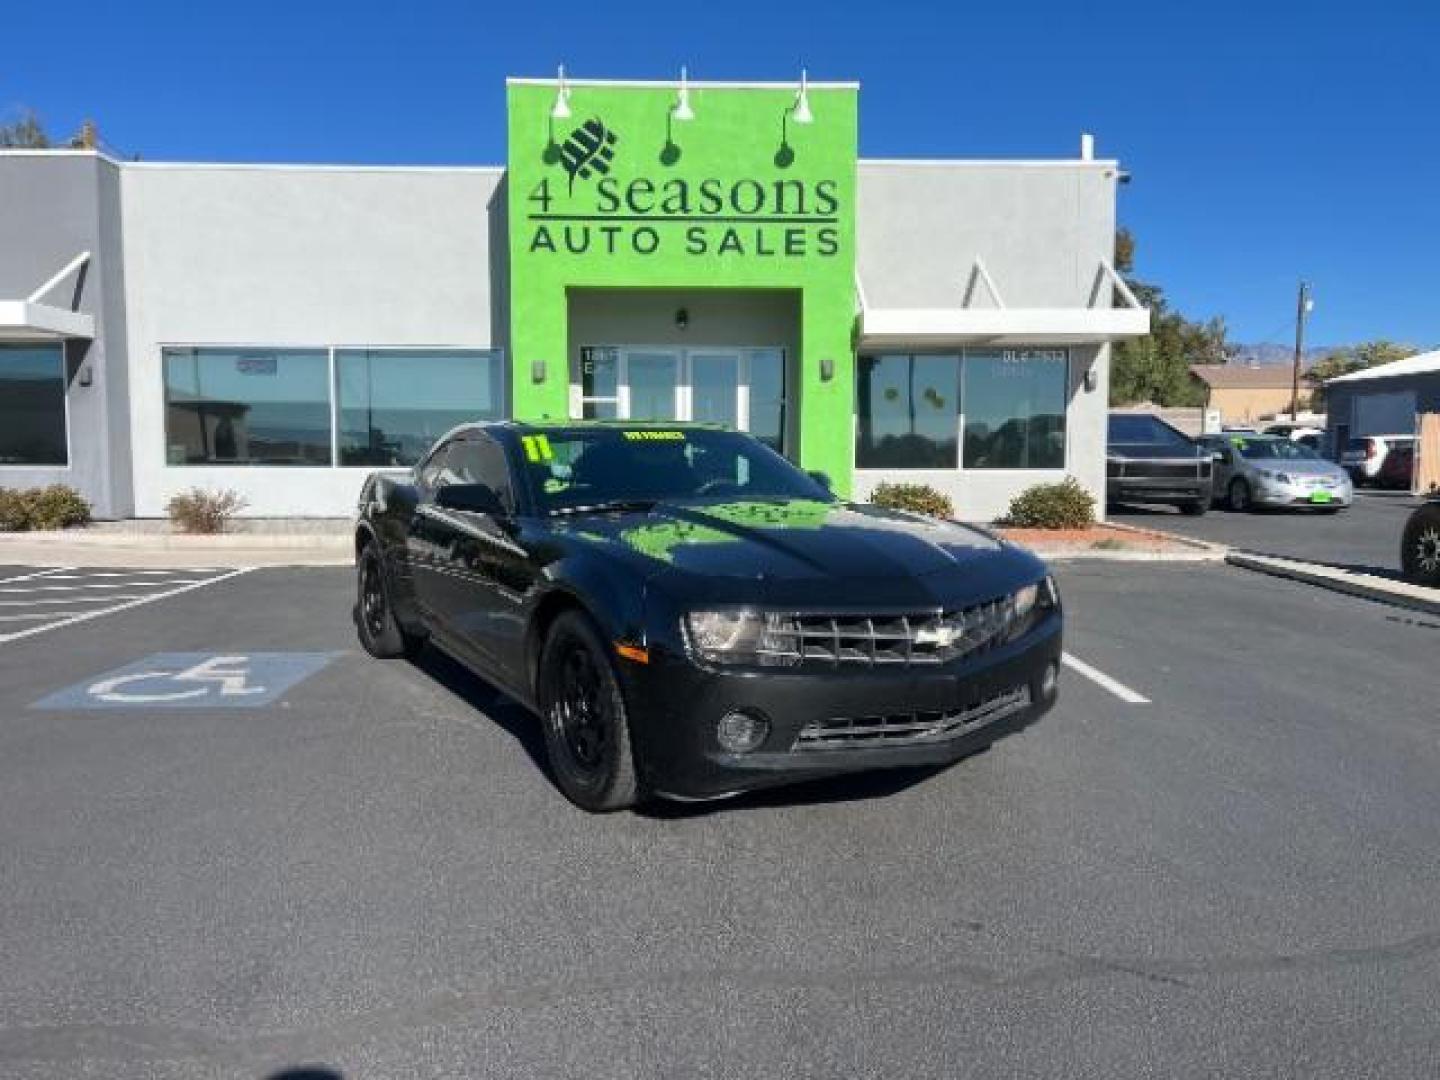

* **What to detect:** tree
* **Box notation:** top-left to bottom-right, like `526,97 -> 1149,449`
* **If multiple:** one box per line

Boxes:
0,109 -> 50,148
1108,228 -> 1228,407
1310,340 -> 1417,409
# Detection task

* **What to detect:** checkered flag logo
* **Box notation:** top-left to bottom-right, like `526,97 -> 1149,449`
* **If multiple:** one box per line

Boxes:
559,117 -> 618,192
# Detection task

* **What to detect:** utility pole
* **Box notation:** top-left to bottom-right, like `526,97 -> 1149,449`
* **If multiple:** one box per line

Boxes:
1290,281 -> 1311,421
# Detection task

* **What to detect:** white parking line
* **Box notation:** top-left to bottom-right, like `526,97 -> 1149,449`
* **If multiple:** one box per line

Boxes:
0,595 -> 152,605
1062,652 -> 1151,704
0,568 -> 253,645
0,581 -> 204,592
0,612 -> 70,622
0,567 -> 73,586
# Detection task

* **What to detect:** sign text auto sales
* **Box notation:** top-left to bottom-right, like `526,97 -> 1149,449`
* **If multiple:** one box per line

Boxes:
526,176 -> 842,259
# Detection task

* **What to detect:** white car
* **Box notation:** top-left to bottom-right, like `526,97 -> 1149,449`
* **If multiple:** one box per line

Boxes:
1262,422 -> 1325,442
1199,434 -> 1354,512
1341,434 -> 1415,486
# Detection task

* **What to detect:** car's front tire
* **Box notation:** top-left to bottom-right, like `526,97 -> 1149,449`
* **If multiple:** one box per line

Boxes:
537,611 -> 641,812
1401,504 -> 1440,587
1178,499 -> 1209,516
1227,478 -> 1254,513
355,544 -> 425,659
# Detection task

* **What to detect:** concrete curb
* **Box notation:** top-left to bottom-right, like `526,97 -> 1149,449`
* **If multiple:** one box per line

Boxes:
0,531 -> 352,568
1226,552 -> 1440,616
1033,548 -> 1228,562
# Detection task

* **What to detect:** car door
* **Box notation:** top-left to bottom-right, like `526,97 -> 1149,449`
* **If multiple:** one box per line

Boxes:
406,438 -> 460,625
411,433 -> 527,674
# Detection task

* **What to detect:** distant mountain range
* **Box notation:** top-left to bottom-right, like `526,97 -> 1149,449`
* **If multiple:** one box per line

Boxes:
1227,343 -> 1338,368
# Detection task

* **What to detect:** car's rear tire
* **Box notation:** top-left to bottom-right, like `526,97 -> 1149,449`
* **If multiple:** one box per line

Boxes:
355,544 -> 424,659
1178,499 -> 1209,516
537,611 -> 641,812
1227,478 -> 1253,513
1401,505 -> 1440,587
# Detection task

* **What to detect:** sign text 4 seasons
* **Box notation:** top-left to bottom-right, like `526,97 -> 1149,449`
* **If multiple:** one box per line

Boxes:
526,174 -> 842,259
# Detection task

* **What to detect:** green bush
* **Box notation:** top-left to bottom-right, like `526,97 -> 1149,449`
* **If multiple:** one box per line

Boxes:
1004,477 -> 1097,530
870,482 -> 954,519
0,485 -> 92,531
167,488 -> 248,534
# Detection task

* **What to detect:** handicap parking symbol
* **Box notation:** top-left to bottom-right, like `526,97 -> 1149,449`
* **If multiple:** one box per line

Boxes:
32,652 -> 338,710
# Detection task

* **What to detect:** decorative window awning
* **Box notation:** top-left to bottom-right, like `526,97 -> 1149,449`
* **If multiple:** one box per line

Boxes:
0,252 -> 95,341
856,257 -> 1150,349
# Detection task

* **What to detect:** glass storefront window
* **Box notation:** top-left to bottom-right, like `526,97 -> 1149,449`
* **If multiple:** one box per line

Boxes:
579,347 -> 620,419
962,349 -> 1068,469
855,354 -> 960,468
337,349 -> 503,466
163,348 -> 331,465
748,348 -> 786,454
0,344 -> 67,465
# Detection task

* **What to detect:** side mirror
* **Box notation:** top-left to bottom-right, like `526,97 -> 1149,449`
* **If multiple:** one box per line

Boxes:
806,469 -> 833,491
435,483 -> 506,516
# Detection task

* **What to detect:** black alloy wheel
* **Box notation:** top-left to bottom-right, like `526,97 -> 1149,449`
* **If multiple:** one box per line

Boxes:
538,611 -> 640,812
355,545 -> 423,659
1402,505 -> 1440,587
1227,478 -> 1253,513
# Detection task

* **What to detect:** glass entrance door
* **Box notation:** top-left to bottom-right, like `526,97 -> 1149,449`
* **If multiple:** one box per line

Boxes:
624,350 -> 681,421
688,351 -> 742,430
575,346 -> 787,454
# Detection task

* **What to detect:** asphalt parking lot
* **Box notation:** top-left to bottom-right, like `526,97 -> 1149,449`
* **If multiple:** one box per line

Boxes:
1,560 -> 1437,1078
1112,490 -> 1423,573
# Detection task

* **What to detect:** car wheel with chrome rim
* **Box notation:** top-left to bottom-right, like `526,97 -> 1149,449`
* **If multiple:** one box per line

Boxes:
1401,504 -> 1440,587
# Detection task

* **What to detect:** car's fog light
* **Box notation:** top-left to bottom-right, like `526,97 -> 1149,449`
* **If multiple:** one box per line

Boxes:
1040,661 -> 1059,699
717,709 -> 770,754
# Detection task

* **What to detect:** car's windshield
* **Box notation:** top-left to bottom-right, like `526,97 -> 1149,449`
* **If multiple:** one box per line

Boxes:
1233,437 -> 1320,461
1108,414 -> 1194,449
518,427 -> 834,513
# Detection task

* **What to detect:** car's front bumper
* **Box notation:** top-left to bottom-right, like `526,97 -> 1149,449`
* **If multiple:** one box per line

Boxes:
619,616 -> 1062,800
1251,482 -> 1353,508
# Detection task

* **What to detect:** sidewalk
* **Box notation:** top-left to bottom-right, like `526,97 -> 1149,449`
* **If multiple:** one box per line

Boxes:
0,520 -> 353,568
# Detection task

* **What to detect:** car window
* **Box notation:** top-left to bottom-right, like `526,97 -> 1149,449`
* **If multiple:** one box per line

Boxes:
1233,437 -> 1319,461
416,441 -> 451,488
1108,414 -> 1193,449
520,427 -> 832,513
443,435 -> 515,512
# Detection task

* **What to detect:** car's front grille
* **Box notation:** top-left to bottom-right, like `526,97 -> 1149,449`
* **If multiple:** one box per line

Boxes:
794,685 -> 1033,750
756,598 -> 1021,668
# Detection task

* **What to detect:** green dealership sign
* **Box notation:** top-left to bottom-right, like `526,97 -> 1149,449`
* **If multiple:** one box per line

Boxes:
506,78 -> 859,490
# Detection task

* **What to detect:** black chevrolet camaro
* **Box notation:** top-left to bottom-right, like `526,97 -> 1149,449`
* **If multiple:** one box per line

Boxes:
353,422 -> 1062,811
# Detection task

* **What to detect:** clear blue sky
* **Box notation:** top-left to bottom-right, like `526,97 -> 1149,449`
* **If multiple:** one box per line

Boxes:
6,0 -> 1437,348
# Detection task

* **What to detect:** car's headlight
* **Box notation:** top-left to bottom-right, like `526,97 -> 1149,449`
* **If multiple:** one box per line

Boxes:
1005,575 -> 1059,643
684,610 -> 798,667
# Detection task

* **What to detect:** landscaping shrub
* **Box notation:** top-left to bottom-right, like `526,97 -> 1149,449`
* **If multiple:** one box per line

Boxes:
870,482 -> 954,519
0,485 -> 92,531
167,488 -> 247,534
1005,477 -> 1097,530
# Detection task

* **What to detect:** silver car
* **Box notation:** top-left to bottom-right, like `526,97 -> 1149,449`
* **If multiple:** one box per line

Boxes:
1197,434 -> 1354,513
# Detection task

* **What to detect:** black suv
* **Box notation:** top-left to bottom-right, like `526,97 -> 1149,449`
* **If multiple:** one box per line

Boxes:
1107,413 -> 1214,515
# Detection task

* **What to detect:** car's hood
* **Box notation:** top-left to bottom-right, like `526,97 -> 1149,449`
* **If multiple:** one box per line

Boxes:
552,499 -> 1044,608
1248,459 -> 1347,479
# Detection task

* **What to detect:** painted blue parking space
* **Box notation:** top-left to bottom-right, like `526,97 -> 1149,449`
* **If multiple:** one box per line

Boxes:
31,652 -> 338,710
